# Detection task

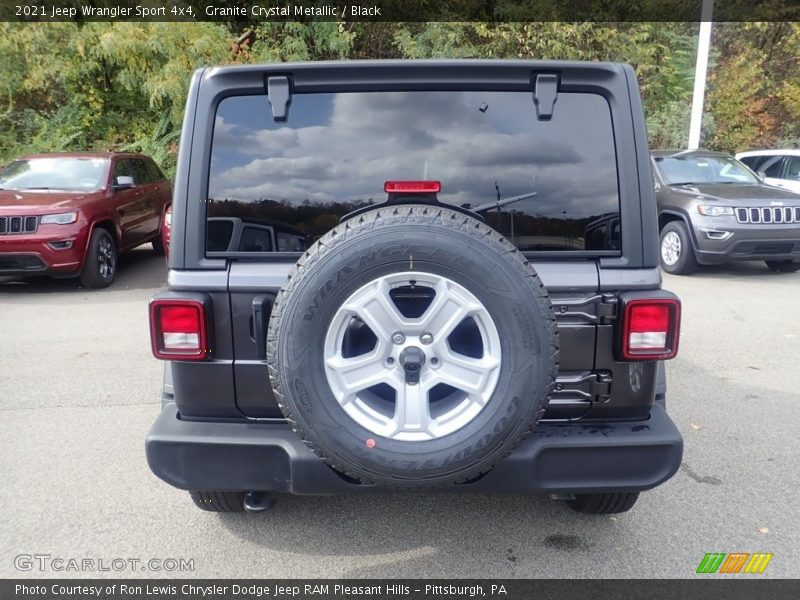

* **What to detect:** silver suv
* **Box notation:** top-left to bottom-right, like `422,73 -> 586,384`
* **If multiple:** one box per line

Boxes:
736,149 -> 800,195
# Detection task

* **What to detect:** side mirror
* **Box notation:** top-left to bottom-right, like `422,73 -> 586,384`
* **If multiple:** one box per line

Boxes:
756,171 -> 767,180
113,175 -> 134,190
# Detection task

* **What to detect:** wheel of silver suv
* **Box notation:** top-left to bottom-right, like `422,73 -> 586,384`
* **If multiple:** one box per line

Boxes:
661,230 -> 681,266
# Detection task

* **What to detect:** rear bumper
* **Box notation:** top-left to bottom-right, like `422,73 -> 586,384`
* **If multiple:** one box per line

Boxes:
146,403 -> 683,495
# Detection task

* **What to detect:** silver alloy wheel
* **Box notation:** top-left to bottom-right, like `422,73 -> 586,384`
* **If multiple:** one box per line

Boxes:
661,231 -> 682,266
97,236 -> 115,279
323,272 -> 502,442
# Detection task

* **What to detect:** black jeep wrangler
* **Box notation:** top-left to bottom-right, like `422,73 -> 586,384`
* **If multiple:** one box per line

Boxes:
146,60 -> 683,514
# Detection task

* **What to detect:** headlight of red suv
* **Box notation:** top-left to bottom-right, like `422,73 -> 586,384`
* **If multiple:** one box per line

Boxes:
40,212 -> 79,225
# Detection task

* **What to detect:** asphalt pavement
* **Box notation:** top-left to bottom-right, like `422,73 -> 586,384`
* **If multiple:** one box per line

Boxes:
1,250 -> 798,578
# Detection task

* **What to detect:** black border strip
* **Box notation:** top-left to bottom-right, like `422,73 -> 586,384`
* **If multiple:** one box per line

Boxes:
1,1 -> 799,23
4,579 -> 800,600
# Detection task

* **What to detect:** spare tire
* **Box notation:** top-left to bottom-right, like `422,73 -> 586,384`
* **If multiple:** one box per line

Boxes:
267,204 -> 558,487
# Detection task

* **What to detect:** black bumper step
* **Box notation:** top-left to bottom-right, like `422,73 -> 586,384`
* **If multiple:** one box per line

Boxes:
146,403 -> 683,495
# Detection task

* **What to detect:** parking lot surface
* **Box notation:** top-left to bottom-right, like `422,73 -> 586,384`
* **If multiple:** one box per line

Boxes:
1,250 -> 798,578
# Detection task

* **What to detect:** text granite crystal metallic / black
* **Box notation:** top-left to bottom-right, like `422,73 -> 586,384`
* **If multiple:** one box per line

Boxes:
145,60 -> 683,514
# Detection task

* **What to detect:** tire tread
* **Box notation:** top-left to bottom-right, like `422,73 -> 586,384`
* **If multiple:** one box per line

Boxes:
189,490 -> 246,512
568,492 -> 639,514
79,228 -> 116,289
765,260 -> 800,273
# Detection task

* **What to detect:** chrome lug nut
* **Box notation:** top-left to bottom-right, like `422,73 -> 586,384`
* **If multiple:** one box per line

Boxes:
391,332 -> 406,345
420,331 -> 434,345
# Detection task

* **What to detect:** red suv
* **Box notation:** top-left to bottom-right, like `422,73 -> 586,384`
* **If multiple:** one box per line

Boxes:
0,152 -> 171,288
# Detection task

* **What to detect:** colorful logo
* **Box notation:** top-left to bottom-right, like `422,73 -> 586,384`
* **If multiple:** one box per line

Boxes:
696,552 -> 773,574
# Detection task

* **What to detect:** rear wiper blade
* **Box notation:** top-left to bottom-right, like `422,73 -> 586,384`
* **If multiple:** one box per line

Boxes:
471,191 -> 538,213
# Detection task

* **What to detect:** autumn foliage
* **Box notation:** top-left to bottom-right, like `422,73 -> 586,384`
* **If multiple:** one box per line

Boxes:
1,22 -> 798,177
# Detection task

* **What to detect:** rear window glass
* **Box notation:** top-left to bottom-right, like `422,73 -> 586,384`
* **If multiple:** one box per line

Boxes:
207,219 -> 234,252
207,91 -> 620,254
786,156 -> 800,181
762,157 -> 784,178
131,159 -> 152,185
146,159 -> 165,182
277,231 -> 307,251
738,155 -> 767,171
239,225 -> 273,252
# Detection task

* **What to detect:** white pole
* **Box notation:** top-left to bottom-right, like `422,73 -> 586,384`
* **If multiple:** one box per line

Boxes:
688,0 -> 715,150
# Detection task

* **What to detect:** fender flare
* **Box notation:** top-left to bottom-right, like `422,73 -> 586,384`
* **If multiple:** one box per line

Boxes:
658,209 -> 699,251
80,217 -> 121,267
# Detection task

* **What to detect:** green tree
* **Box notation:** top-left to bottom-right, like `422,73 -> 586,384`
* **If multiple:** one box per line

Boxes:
1,21 -> 798,174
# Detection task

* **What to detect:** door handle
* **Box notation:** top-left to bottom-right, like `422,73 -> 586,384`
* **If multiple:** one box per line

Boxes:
251,295 -> 275,359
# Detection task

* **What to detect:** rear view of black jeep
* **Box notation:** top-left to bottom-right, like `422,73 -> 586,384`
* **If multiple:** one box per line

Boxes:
146,60 -> 683,514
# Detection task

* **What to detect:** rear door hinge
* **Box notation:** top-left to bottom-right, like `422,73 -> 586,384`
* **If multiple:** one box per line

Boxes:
552,371 -> 613,403
598,293 -> 618,323
554,293 -> 618,324
589,370 -> 613,401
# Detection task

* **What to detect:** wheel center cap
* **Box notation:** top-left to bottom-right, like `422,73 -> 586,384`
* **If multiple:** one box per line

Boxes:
399,346 -> 425,385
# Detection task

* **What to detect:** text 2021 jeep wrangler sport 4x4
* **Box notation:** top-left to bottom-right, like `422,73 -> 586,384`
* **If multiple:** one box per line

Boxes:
146,60 -> 683,514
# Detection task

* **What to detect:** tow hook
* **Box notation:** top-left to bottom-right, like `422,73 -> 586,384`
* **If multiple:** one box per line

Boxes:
399,346 -> 425,385
243,491 -> 275,513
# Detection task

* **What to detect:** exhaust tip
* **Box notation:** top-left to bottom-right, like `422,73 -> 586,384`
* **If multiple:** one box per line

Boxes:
549,493 -> 576,501
243,491 -> 275,513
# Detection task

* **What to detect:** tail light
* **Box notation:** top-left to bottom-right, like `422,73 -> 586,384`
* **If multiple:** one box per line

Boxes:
163,205 -> 172,246
150,299 -> 209,360
620,298 -> 681,360
384,180 -> 441,194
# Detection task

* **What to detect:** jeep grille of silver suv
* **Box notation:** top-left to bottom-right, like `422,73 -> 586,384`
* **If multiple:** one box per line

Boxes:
735,206 -> 800,224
